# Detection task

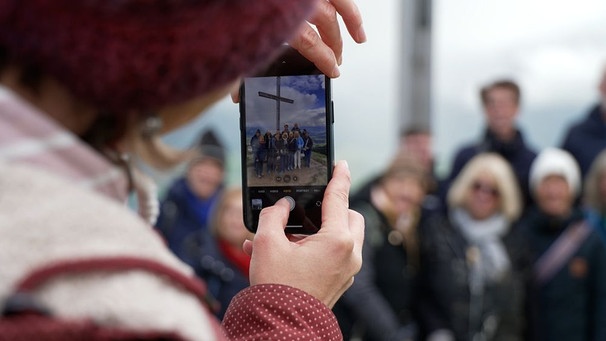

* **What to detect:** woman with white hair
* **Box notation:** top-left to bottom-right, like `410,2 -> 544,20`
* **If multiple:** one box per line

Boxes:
417,153 -> 526,341
517,147 -> 606,341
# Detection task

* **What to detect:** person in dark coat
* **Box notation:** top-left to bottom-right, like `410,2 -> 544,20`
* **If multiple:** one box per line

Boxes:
265,131 -> 278,176
418,153 -> 527,341
516,148 -> 606,341
302,129 -> 314,167
582,149 -> 606,242
561,65 -> 606,179
155,131 -> 226,278
443,79 -> 537,210
334,152 -> 429,341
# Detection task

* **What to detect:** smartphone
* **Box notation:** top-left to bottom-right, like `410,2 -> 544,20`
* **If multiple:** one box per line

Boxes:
239,46 -> 334,234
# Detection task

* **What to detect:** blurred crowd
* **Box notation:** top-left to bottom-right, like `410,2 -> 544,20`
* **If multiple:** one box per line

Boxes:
329,70 -> 606,341
154,65 -> 606,341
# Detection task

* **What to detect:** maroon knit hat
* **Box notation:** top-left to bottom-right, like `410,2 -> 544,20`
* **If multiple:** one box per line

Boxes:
0,0 -> 316,113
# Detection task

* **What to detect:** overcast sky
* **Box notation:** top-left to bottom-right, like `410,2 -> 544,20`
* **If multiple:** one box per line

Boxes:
433,0 -> 606,175
243,75 -> 327,131
162,0 -> 606,190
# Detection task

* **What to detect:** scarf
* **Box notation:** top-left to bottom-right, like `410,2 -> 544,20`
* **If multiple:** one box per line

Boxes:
452,208 -> 511,286
218,239 -> 251,278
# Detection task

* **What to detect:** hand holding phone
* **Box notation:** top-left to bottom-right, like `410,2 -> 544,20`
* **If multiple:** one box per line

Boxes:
242,161 -> 365,308
239,46 -> 333,234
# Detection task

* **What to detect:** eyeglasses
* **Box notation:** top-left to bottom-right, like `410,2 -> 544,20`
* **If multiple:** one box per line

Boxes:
471,181 -> 500,198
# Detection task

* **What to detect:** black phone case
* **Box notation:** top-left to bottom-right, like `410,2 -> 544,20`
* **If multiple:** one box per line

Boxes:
239,46 -> 334,234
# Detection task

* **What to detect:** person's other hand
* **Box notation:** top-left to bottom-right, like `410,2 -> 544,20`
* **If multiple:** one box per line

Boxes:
231,0 -> 366,102
243,160 -> 364,308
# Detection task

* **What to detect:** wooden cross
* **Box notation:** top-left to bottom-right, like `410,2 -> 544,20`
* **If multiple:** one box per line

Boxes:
258,76 -> 294,131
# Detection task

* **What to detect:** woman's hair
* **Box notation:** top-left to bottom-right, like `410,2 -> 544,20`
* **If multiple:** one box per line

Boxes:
584,149 -> 606,211
379,151 -> 429,192
209,187 -> 245,239
448,153 -> 522,222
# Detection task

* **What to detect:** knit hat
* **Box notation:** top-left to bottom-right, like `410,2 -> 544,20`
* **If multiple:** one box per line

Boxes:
0,0 -> 316,113
529,147 -> 581,196
192,129 -> 225,167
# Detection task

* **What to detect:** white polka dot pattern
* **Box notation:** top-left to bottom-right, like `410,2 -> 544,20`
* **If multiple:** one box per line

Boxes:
221,284 -> 342,340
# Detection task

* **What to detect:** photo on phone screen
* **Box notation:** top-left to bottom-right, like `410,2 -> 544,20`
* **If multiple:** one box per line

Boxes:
239,48 -> 333,234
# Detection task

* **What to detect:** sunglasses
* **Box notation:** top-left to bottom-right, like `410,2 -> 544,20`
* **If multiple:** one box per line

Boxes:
471,181 -> 500,198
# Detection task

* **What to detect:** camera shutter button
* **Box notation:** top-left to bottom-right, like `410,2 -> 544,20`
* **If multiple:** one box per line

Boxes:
284,196 -> 295,211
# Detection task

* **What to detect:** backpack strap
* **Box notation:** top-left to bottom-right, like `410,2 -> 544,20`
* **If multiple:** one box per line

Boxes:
5,256 -> 219,315
1,256 -> 224,341
534,221 -> 592,286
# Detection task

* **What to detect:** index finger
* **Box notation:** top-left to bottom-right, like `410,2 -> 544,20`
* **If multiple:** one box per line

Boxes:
320,160 -> 352,231
329,0 -> 366,43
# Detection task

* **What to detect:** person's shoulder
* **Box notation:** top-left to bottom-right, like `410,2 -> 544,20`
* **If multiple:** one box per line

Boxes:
453,142 -> 479,157
350,197 -> 378,220
163,177 -> 189,202
565,104 -> 602,134
446,143 -> 478,178
418,211 -> 458,254
419,210 -> 450,236
451,140 -> 484,165
581,225 -> 606,254
0,163 -> 215,340
507,211 -> 541,248
514,129 -> 538,153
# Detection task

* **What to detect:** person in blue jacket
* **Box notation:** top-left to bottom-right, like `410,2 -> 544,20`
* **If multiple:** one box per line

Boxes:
155,130 -> 226,274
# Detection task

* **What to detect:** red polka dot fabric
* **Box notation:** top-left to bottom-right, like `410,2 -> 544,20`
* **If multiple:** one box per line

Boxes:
222,284 -> 342,340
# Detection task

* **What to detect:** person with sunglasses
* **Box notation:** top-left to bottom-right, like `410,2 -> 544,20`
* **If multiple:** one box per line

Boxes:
417,153 -> 527,341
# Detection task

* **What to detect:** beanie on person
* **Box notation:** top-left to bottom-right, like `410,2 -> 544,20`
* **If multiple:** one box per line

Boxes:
529,147 -> 581,196
0,0 -> 317,113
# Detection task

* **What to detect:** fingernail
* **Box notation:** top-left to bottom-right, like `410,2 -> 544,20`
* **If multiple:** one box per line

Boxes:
340,160 -> 349,169
332,65 -> 340,78
357,25 -> 367,43
337,55 -> 343,66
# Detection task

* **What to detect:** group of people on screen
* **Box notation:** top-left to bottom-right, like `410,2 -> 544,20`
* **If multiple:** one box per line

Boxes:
250,123 -> 314,178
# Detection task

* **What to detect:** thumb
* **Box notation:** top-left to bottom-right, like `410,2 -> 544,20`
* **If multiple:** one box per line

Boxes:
254,198 -> 292,241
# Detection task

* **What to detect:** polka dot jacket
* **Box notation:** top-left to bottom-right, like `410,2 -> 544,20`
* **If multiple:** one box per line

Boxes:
222,284 -> 342,340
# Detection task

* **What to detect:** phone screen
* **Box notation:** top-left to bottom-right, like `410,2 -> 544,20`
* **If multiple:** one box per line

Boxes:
240,49 -> 333,233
